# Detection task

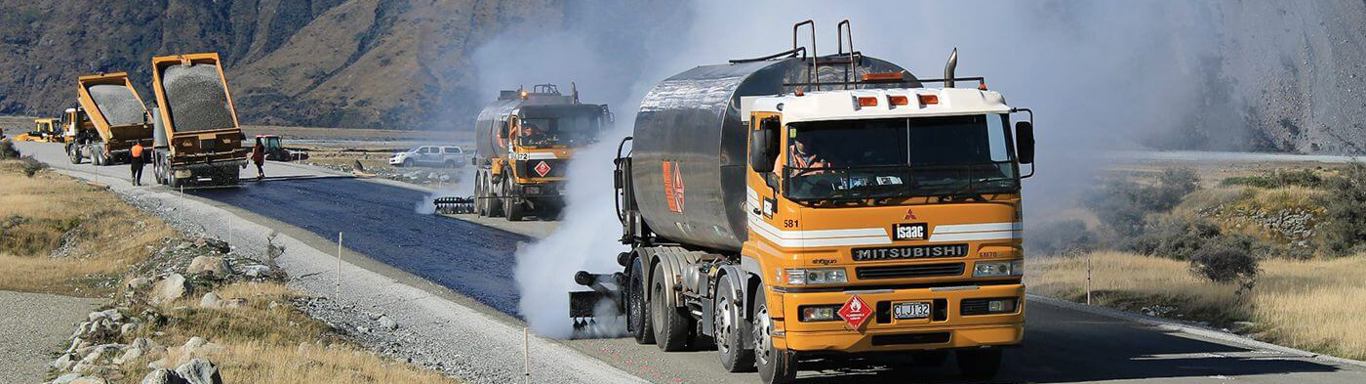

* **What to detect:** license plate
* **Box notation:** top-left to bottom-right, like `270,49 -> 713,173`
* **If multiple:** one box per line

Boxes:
893,301 -> 931,320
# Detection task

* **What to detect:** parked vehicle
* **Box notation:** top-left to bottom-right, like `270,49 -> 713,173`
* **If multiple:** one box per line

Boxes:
389,145 -> 467,168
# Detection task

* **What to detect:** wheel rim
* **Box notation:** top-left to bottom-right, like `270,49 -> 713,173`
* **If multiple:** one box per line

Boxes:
754,303 -> 773,366
651,279 -> 664,328
716,295 -> 734,354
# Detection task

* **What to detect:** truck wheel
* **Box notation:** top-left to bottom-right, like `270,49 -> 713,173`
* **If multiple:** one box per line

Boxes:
403,158 -> 414,168
66,144 -> 82,164
488,181 -> 505,217
956,349 -> 1002,380
506,199 -> 524,221
651,262 -> 690,351
753,287 -> 797,384
715,277 -> 755,372
475,178 -> 488,217
628,256 -> 655,344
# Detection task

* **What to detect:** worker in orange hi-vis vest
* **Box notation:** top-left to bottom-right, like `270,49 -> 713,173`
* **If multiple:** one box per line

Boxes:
129,142 -> 146,186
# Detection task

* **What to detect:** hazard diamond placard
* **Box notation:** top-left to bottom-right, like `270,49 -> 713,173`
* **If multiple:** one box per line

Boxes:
534,161 -> 551,177
839,295 -> 873,330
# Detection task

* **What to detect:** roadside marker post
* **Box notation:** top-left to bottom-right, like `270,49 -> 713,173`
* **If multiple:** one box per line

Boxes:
524,327 -> 531,384
1086,253 -> 1093,305
336,232 -> 343,298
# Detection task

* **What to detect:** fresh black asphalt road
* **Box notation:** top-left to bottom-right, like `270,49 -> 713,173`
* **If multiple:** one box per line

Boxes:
191,178 -> 530,316
16,141 -> 1366,383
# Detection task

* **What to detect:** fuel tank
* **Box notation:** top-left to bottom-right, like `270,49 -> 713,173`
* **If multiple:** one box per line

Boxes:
474,88 -> 605,160
630,54 -> 918,251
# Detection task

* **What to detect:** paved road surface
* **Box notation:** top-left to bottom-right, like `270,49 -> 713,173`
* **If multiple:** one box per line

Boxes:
16,141 -> 1366,383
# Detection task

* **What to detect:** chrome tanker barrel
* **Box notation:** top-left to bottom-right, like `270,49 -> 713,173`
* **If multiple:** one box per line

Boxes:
630,55 -> 917,252
474,97 -> 521,161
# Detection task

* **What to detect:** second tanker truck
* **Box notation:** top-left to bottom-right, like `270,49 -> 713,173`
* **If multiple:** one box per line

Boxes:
571,21 -> 1036,383
472,84 -> 611,221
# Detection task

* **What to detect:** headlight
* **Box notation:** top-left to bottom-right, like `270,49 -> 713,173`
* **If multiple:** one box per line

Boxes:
973,260 -> 1024,277
799,305 -> 841,322
785,268 -> 847,285
525,186 -> 542,194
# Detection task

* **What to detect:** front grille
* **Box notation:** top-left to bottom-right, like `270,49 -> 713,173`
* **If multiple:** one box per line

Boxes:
856,262 -> 965,280
871,332 -> 951,346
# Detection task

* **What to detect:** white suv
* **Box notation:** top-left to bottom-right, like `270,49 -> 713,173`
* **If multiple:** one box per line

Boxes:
390,145 -> 467,168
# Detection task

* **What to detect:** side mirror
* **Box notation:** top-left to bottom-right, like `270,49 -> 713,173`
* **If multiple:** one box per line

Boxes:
749,118 -> 781,173
1015,121 -> 1034,165
497,121 -> 509,139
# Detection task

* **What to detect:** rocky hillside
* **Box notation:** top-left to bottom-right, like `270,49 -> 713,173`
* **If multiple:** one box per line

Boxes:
0,1 -> 1363,154
0,0 -> 621,130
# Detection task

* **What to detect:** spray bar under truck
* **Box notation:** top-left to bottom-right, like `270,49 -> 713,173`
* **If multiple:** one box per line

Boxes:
570,20 -> 1036,383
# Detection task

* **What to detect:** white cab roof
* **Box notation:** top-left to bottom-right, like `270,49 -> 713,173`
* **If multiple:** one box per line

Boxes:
744,87 -> 1011,123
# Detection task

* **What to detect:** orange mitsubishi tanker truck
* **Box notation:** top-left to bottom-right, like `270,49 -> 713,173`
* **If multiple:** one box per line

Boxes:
570,20 -> 1035,383
473,83 -> 611,221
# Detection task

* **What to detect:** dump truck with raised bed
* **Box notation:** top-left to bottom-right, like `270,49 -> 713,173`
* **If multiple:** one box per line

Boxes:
570,20 -> 1036,383
472,83 -> 610,221
63,72 -> 154,165
147,52 -> 248,188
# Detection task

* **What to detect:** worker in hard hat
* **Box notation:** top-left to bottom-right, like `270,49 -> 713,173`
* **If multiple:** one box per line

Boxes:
130,142 -> 146,186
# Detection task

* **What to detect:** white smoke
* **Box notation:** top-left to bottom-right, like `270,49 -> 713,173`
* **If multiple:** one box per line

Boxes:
414,166 -> 476,215
461,1 -> 1241,337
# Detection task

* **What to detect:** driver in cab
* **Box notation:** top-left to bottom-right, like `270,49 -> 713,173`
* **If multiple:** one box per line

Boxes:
784,133 -> 832,171
518,122 -> 547,146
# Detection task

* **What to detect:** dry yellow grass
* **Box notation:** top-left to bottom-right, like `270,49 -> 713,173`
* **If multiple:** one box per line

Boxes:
0,160 -> 173,296
1029,252 -> 1366,360
112,281 -> 458,384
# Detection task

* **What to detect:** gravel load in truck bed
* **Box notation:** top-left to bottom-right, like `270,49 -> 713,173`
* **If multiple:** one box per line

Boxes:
86,84 -> 146,127
162,63 -> 236,133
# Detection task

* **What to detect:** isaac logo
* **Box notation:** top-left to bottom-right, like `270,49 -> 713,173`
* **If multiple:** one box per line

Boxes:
892,223 -> 928,241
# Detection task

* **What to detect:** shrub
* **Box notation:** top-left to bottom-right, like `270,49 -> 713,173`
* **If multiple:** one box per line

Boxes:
0,139 -> 19,159
1129,214 -> 1223,260
1319,164 -> 1366,256
20,156 -> 46,177
1188,242 -> 1258,294
1087,168 -> 1200,237
1026,219 -> 1096,256
1221,168 -> 1323,189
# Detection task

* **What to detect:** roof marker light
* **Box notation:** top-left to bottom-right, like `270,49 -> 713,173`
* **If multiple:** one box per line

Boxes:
917,94 -> 939,106
857,96 -> 878,107
888,95 -> 909,106
862,72 -> 906,83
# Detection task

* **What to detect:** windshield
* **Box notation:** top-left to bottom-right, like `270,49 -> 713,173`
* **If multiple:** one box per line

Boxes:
783,114 -> 1018,203
517,114 -> 601,147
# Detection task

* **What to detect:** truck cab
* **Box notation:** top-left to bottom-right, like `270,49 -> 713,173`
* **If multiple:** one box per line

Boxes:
741,84 -> 1034,366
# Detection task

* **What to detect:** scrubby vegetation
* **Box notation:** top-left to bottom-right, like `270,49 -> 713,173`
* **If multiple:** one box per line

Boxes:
1029,163 -> 1366,360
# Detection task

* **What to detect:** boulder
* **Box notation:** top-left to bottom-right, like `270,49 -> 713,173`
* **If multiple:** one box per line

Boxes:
238,264 -> 270,278
121,323 -> 139,336
151,274 -> 190,304
199,292 -> 221,308
51,353 -> 75,371
126,277 -> 153,290
175,358 -> 224,384
139,369 -> 189,384
113,347 -> 143,365
50,373 -> 83,384
378,315 -> 398,330
192,237 -> 231,254
186,256 -> 230,278
70,377 -> 108,384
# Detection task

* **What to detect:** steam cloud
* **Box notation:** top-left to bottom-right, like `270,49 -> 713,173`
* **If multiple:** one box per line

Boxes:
459,1 -> 1250,337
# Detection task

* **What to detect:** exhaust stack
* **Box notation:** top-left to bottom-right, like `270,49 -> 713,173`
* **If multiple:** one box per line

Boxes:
943,48 -> 958,88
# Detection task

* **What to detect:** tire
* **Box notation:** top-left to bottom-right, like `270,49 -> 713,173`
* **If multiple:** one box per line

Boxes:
403,158 -> 414,168
152,154 -> 165,185
66,144 -> 82,164
651,262 -> 690,351
488,178 -> 505,217
628,256 -> 655,344
445,160 -> 457,168
753,286 -> 797,384
715,277 -> 755,372
506,195 -> 524,221
956,349 -> 1002,380
475,174 -> 488,217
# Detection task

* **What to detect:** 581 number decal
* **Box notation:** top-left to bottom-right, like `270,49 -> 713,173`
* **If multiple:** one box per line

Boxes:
783,219 -> 799,228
